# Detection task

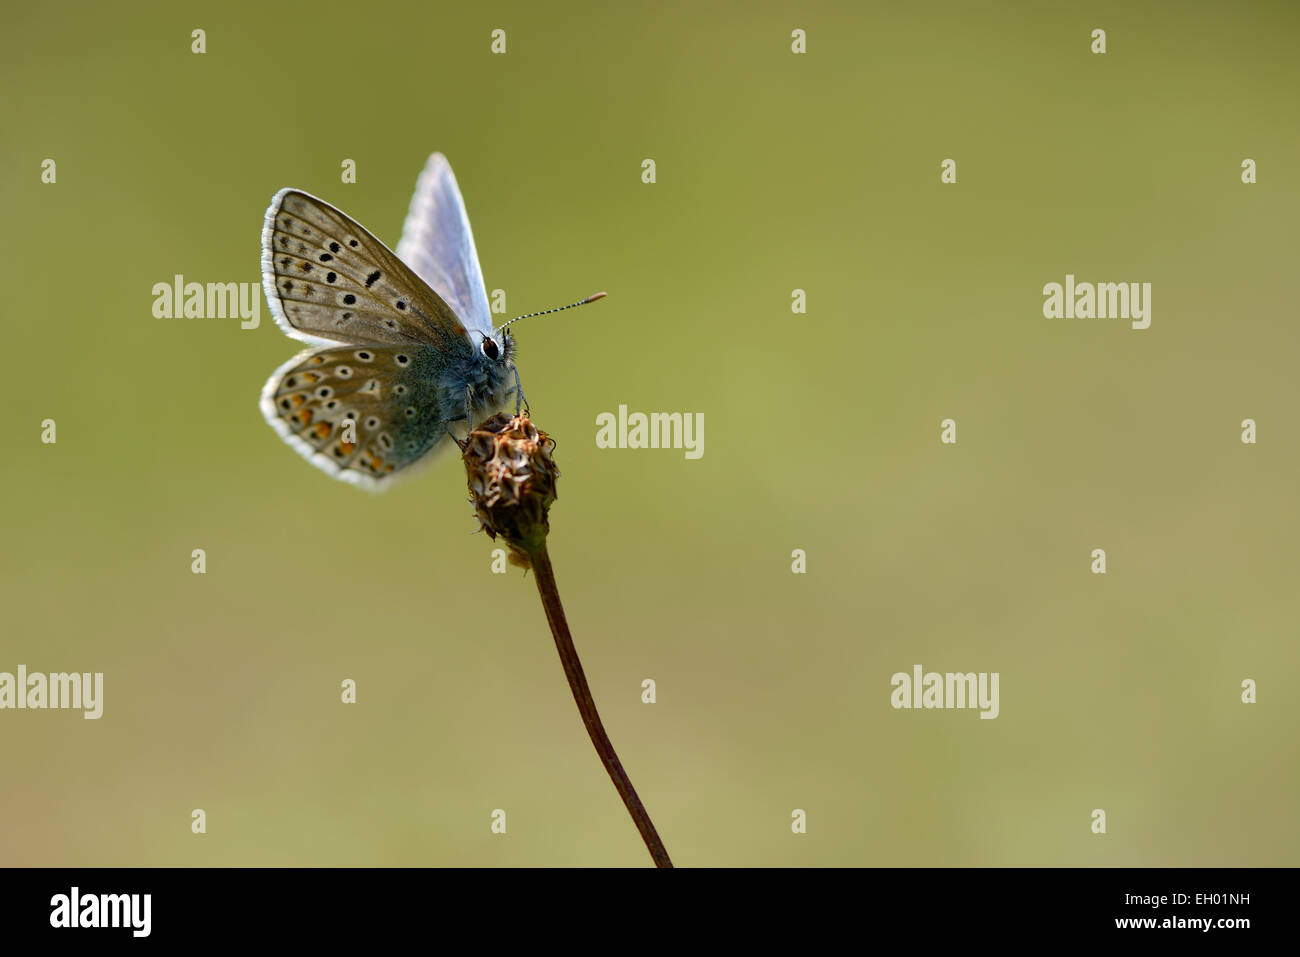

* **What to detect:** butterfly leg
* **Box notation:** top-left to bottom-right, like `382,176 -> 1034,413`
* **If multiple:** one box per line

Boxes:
512,365 -> 528,415
443,386 -> 478,445
444,416 -> 466,447
441,390 -> 472,446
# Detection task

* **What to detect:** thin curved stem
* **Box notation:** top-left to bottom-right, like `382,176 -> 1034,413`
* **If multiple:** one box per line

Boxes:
528,543 -> 673,868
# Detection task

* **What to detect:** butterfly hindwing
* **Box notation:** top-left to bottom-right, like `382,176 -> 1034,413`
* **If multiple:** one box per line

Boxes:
396,152 -> 494,338
261,189 -> 475,351
259,344 -> 458,489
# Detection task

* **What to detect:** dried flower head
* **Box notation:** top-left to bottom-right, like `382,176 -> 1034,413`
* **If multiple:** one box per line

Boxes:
461,413 -> 558,568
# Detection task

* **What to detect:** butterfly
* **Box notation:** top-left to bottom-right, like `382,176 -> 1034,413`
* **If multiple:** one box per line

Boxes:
258,152 -> 602,490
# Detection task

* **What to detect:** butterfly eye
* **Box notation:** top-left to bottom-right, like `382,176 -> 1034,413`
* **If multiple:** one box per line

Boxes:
481,336 -> 500,360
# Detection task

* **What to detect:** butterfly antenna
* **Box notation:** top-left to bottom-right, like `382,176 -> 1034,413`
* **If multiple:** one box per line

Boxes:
496,292 -> 607,336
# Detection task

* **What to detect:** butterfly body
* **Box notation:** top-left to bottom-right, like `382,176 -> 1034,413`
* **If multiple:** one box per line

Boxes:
418,333 -> 517,425
259,154 -> 518,490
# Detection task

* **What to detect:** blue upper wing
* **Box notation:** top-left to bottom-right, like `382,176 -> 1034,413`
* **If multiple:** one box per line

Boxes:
395,153 -> 494,338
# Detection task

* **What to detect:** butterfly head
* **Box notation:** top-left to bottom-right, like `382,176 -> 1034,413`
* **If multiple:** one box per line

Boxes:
475,329 -> 515,365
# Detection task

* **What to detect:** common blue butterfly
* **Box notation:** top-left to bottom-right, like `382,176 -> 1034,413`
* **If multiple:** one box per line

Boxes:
258,153 -> 601,489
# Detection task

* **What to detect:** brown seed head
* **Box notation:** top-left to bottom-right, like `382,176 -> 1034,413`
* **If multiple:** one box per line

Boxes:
461,413 -> 558,568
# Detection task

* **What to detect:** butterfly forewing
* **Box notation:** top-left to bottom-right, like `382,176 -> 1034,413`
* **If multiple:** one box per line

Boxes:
262,189 -> 473,350
395,153 -> 494,338
260,344 -> 455,488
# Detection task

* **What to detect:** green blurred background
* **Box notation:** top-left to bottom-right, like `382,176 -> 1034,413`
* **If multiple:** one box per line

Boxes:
2,0 -> 1297,866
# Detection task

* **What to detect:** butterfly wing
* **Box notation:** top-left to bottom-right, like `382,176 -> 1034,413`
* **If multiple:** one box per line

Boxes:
260,344 -> 458,489
395,153 -> 495,339
262,188 -> 474,350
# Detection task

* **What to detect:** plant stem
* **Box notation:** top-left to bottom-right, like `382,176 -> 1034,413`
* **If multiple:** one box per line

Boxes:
528,542 -> 673,868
